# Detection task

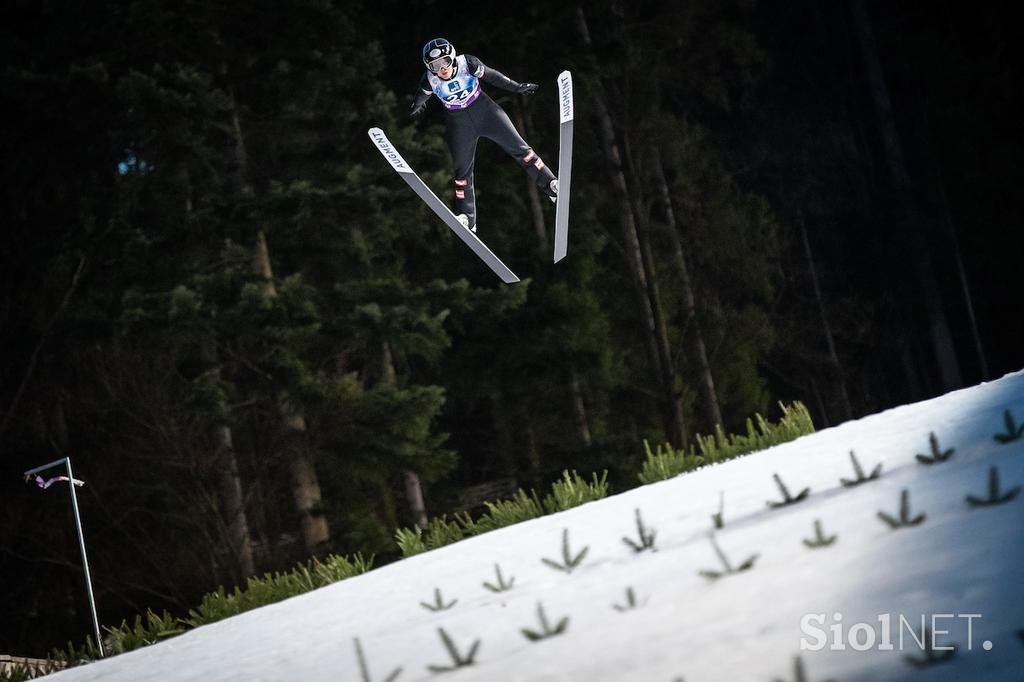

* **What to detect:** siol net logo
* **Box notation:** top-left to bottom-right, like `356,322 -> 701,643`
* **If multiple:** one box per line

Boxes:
800,612 -> 990,652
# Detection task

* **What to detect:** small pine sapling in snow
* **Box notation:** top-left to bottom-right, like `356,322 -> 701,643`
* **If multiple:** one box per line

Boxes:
482,564 -> 515,593
915,432 -> 954,465
520,602 -> 570,641
699,534 -> 758,580
622,508 -> 657,552
426,628 -> 480,674
772,655 -> 835,682
541,528 -> 589,573
802,519 -> 837,548
965,466 -> 1020,508
420,587 -> 457,612
878,489 -> 926,529
994,409 -> 1024,443
542,470 -> 609,513
612,586 -> 647,612
394,526 -> 427,557
839,450 -> 882,487
767,473 -> 810,508
711,491 -> 725,529
353,637 -> 402,682
904,627 -> 956,667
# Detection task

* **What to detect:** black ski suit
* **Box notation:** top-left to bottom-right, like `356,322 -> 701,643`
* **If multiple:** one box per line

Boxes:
411,54 -> 556,230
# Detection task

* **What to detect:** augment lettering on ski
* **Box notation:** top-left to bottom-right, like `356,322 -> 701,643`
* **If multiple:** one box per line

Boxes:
553,70 -> 573,264
367,127 -> 519,284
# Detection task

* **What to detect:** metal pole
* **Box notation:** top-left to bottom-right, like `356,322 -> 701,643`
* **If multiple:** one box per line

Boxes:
23,457 -> 105,657
64,458 -> 104,657
23,457 -> 72,478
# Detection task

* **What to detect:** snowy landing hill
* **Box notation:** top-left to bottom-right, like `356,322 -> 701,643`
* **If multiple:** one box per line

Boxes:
47,372 -> 1024,682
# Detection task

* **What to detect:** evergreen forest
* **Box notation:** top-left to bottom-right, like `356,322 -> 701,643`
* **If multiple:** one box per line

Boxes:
2,0 -> 1020,656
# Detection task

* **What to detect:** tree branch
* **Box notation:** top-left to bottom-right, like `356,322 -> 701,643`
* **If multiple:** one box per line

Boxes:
0,255 -> 87,440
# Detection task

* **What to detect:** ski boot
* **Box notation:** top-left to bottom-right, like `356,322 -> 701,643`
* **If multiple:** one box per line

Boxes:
547,179 -> 558,204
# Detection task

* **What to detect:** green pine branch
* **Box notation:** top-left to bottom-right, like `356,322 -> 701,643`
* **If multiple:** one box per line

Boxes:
839,450 -> 882,487
904,627 -> 956,667
915,432 -> 954,464
965,466 -> 1020,508
994,409 -> 1024,443
622,508 -> 657,553
520,602 -> 570,641
878,489 -> 926,529
772,655 -> 835,682
426,628 -> 480,674
353,638 -> 402,682
394,526 -> 427,557
767,473 -> 810,508
637,403 -> 815,484
802,519 -> 837,548
711,491 -> 725,529
541,528 -> 589,574
542,470 -> 609,514
612,587 -> 647,612
699,535 -> 758,580
482,564 -> 515,593
419,587 -> 457,612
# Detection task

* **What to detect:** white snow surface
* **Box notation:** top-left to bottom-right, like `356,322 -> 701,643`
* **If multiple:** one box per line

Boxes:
46,371 -> 1024,682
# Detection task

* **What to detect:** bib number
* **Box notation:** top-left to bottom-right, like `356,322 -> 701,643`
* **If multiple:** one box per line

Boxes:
444,89 -> 471,104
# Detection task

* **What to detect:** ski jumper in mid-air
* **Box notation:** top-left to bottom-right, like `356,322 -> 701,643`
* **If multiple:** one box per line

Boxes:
410,38 -> 558,233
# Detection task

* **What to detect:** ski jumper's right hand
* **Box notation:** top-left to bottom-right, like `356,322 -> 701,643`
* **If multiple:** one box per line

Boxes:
409,100 -> 427,118
516,82 -> 539,95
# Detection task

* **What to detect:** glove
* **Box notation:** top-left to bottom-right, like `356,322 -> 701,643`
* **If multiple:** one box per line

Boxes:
516,82 -> 539,95
409,100 -> 427,118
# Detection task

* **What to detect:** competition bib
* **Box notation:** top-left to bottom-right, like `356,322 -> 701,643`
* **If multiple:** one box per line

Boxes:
427,55 -> 483,110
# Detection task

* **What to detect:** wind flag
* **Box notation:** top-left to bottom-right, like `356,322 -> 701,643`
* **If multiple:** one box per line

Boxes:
29,474 -> 85,489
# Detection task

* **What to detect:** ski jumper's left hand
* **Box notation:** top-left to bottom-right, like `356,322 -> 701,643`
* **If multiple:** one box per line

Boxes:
516,82 -> 539,95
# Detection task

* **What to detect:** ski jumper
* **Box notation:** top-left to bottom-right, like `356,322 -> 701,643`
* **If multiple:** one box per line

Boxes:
412,54 -> 556,230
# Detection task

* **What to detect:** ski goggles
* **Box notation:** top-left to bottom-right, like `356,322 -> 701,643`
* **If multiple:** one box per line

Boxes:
426,55 -> 454,73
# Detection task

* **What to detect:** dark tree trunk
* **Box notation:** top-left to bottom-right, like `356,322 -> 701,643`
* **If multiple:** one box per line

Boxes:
199,336 -> 256,580
575,6 -> 687,447
799,212 -> 853,421
653,153 -> 723,432
569,369 -> 593,448
512,103 -> 549,252
919,106 -> 989,380
232,94 -> 331,556
525,421 -> 542,484
380,340 -> 429,529
848,0 -> 963,392
253,231 -> 331,555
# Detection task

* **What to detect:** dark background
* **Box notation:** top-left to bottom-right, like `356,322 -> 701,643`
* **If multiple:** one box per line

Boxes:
2,0 -> 1020,656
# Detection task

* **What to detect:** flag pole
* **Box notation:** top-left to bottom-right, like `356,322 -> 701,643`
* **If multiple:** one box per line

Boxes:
23,457 -> 105,657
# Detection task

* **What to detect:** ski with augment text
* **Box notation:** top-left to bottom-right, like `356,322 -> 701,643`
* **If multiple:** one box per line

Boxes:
367,127 -> 520,284
553,71 -> 573,263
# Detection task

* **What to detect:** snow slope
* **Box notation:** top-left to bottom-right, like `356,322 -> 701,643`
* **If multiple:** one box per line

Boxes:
45,371 -> 1024,681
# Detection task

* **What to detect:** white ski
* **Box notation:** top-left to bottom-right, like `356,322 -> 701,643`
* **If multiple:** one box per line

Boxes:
367,127 -> 520,284
553,70 -> 573,263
